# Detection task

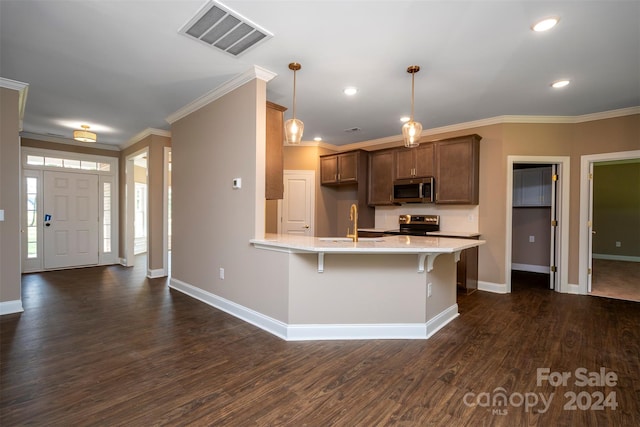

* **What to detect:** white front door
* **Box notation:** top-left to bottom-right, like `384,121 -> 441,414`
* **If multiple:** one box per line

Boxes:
43,171 -> 99,269
280,170 -> 315,236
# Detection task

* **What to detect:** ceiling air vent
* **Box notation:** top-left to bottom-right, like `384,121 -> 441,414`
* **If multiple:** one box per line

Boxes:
179,0 -> 273,56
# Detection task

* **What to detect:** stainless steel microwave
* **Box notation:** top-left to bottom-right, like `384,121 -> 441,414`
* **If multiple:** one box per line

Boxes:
392,177 -> 434,203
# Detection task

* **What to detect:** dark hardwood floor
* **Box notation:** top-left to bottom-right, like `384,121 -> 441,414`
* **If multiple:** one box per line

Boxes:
2,258 -> 639,426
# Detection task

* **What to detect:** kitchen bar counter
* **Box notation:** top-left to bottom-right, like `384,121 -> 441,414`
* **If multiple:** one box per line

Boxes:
248,234 -> 484,341
251,233 -> 484,273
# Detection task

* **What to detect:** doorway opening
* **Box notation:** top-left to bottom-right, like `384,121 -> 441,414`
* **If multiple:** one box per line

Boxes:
579,151 -> 640,301
506,156 -> 570,294
125,149 -> 148,268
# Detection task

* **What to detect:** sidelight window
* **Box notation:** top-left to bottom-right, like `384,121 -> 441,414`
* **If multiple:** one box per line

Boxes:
26,177 -> 38,259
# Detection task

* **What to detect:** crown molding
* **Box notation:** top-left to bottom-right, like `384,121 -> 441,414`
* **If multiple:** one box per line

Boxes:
121,127 -> 171,150
317,106 -> 640,152
166,65 -> 277,124
20,131 -> 120,151
0,77 -> 29,131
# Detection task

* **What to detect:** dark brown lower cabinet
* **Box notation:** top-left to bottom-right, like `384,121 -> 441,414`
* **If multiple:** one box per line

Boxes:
457,244 -> 478,294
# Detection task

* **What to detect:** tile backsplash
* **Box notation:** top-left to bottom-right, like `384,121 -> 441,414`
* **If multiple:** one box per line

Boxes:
375,205 -> 480,233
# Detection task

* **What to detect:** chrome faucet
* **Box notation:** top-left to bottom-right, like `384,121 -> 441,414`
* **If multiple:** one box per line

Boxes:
346,203 -> 358,242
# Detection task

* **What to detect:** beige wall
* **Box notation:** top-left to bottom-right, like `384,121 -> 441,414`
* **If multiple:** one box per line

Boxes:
593,162 -> 640,257
120,134 -> 171,271
21,138 -> 120,158
171,78 -> 290,322
0,87 -> 22,305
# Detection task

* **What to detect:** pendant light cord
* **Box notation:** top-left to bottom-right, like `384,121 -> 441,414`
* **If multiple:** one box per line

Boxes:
410,71 -> 415,121
292,69 -> 297,120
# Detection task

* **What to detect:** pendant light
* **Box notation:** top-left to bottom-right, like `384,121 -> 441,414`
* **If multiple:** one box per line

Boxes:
73,125 -> 97,143
284,62 -> 304,144
401,65 -> 422,148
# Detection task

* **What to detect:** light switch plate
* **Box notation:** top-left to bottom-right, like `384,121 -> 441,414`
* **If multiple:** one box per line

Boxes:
232,178 -> 242,189
0,209 -> 4,221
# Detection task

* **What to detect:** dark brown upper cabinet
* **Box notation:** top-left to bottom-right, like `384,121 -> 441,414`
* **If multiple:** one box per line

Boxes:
434,134 -> 481,204
394,143 -> 434,180
367,149 -> 395,206
320,151 -> 362,185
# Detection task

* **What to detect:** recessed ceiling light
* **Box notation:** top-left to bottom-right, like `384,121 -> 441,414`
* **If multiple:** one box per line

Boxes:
314,136 -> 322,141
551,79 -> 570,88
532,17 -> 559,32
343,87 -> 358,96
400,116 -> 410,123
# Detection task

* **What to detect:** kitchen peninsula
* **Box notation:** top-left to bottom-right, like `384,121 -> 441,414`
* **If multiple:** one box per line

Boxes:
250,234 -> 484,340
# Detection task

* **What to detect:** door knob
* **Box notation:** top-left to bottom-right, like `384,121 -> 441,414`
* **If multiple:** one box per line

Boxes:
304,225 -> 310,229
592,230 -> 596,234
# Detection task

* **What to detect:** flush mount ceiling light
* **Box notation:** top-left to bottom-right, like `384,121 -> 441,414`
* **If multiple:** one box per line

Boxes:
73,125 -> 96,143
551,79 -> 570,88
284,62 -> 304,144
532,17 -> 559,32
401,65 -> 422,148
343,87 -> 358,96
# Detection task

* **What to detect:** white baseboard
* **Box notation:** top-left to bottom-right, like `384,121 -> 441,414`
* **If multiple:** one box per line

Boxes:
286,323 -> 429,341
478,281 -> 507,294
592,254 -> 640,262
0,300 -> 24,315
512,263 -> 550,274
147,268 -> 166,278
169,277 -> 288,340
425,304 -> 459,338
169,277 -> 458,341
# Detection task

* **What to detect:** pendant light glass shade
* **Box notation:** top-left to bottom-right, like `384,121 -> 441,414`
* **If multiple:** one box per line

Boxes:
74,125 -> 97,143
402,120 -> 422,148
284,62 -> 304,144
284,118 -> 304,144
402,65 -> 422,148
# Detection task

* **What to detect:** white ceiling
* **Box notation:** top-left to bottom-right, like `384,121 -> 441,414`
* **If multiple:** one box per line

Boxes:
2,0 -> 639,148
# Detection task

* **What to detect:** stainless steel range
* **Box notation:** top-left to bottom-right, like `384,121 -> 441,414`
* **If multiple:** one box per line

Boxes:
384,214 -> 440,236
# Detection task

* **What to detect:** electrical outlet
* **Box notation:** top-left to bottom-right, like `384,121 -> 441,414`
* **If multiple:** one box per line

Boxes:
428,283 -> 432,298
615,241 -> 621,247
219,268 -> 224,279
529,235 -> 535,243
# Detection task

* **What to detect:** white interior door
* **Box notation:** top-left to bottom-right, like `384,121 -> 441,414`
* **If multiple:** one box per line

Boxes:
280,170 -> 315,236
43,171 -> 99,269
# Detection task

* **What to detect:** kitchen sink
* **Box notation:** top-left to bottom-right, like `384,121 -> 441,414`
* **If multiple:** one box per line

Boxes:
318,237 -> 384,242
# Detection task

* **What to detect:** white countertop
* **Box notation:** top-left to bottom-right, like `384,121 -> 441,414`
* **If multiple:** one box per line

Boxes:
251,233 -> 484,254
